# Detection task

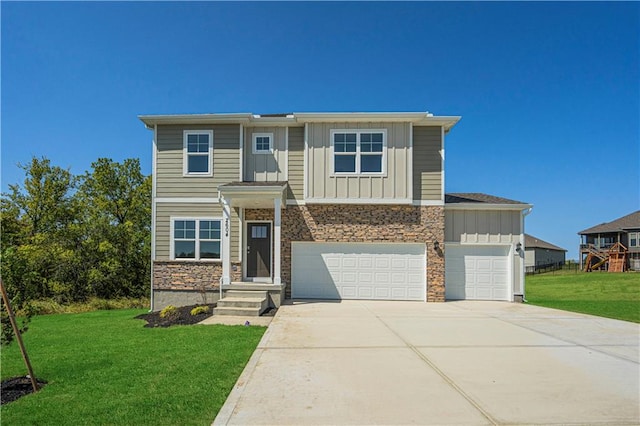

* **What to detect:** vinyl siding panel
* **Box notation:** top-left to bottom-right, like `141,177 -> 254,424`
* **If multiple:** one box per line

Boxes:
306,122 -> 410,201
155,203 -> 240,262
287,127 -> 305,201
445,209 -> 524,295
156,124 -> 240,198
412,126 -> 442,201
244,127 -> 287,182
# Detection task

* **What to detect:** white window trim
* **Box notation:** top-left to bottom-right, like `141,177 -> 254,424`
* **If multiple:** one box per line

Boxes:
170,217 -> 222,261
629,232 -> 639,247
330,129 -> 387,176
252,132 -> 274,154
183,130 -> 214,177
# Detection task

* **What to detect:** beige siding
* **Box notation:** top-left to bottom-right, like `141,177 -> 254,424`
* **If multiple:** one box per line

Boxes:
306,122 -> 411,201
244,127 -> 287,182
287,126 -> 304,201
156,124 -> 240,198
445,209 -> 524,296
444,210 -> 522,244
155,203 -> 240,262
412,126 -> 442,201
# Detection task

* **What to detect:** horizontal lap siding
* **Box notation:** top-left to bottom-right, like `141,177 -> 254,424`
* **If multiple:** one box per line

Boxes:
287,127 -> 304,201
156,124 -> 240,198
306,122 -> 410,201
155,203 -> 240,262
412,126 -> 442,201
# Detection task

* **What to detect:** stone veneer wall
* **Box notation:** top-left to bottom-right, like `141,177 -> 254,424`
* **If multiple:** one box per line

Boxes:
245,205 -> 445,302
153,261 -> 242,291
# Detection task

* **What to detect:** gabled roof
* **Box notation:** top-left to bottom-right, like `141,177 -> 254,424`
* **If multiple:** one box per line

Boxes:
578,211 -> 640,235
524,234 -> 567,252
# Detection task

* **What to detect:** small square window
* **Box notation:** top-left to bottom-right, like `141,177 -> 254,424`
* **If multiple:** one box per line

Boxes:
253,133 -> 273,154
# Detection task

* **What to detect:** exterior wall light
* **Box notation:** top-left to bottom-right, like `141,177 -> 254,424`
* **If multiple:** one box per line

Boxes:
433,241 -> 440,251
516,242 -> 523,253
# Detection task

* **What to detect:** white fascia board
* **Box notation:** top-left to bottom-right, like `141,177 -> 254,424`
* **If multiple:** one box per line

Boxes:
444,203 -> 533,211
220,186 -> 286,194
139,113 -> 253,127
294,113 -> 461,130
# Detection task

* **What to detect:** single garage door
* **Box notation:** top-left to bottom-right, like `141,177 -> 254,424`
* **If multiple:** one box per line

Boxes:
291,242 -> 426,301
445,245 -> 511,301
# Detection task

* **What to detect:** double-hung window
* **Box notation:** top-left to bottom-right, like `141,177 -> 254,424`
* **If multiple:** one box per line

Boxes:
252,133 -> 273,154
332,130 -> 385,175
630,232 -> 639,247
172,218 -> 221,260
184,130 -> 213,176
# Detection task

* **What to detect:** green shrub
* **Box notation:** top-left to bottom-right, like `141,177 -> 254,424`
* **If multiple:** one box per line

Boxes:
159,305 -> 178,319
190,305 -> 210,316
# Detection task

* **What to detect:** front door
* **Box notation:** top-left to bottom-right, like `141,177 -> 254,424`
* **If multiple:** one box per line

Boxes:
246,222 -> 271,279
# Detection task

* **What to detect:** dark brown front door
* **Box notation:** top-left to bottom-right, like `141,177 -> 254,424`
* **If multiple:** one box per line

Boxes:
247,222 -> 271,278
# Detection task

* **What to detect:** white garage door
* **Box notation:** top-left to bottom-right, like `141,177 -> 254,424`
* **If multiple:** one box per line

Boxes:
291,242 -> 426,301
445,245 -> 511,301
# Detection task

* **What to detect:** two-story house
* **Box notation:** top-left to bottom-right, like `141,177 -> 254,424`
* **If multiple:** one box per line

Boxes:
140,112 -> 532,312
579,211 -> 640,271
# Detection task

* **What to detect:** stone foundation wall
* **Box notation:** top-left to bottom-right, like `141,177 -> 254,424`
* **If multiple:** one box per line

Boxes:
246,205 -> 445,302
153,261 -> 242,291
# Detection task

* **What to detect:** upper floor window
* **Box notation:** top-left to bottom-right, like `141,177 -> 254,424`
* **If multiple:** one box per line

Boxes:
172,218 -> 221,260
183,130 -> 213,176
252,133 -> 273,154
630,232 -> 638,247
331,130 -> 386,175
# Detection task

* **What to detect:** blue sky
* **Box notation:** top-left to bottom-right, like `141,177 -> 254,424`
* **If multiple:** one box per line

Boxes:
2,2 -> 638,259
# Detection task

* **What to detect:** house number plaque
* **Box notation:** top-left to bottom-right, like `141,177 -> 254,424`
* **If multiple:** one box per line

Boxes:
225,218 -> 229,237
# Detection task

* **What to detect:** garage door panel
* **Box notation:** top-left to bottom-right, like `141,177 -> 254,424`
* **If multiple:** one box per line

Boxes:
292,243 -> 426,301
445,245 -> 511,301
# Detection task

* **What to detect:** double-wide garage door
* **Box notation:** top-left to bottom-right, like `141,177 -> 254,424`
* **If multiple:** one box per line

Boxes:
291,242 -> 426,301
445,245 -> 511,301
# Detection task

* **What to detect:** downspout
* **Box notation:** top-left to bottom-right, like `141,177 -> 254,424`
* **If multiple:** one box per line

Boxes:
520,207 -> 533,302
149,124 -> 158,312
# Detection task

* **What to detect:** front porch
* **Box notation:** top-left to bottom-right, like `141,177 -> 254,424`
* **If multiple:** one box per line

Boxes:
217,182 -> 288,315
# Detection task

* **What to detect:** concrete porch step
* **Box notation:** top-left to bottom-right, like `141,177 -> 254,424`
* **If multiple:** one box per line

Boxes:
213,306 -> 262,317
217,297 -> 266,309
224,290 -> 268,299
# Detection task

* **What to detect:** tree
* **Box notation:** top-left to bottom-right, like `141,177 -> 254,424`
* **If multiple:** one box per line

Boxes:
78,158 -> 151,298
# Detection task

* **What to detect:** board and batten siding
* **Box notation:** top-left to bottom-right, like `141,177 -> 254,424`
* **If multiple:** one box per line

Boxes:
444,209 -> 524,295
306,122 -> 411,201
412,126 -> 442,201
155,203 -> 240,262
244,127 -> 288,182
445,210 -> 522,244
155,124 -> 240,198
287,126 -> 304,201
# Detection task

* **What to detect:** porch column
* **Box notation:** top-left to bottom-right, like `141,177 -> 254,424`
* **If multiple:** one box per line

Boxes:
221,197 -> 232,285
273,197 -> 282,285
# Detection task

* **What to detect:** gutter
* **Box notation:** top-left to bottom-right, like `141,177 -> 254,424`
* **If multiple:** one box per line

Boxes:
519,207 -> 533,302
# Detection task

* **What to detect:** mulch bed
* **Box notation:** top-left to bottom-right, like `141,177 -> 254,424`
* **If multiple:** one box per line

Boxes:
1,376 -> 47,405
135,303 -> 278,328
135,303 -> 217,327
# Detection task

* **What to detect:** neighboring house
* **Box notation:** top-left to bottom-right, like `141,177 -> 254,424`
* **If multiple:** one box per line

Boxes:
578,211 -> 640,271
524,234 -> 567,270
139,111 -> 532,312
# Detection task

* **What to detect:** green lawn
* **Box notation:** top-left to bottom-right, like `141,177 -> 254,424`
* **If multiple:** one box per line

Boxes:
1,309 -> 265,425
526,271 -> 640,323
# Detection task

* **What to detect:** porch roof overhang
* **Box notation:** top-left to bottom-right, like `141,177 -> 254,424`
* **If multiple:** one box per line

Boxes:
218,182 -> 287,209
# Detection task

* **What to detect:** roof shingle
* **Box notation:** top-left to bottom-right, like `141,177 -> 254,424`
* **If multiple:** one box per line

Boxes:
524,234 -> 567,251
445,193 -> 528,205
578,211 -> 640,235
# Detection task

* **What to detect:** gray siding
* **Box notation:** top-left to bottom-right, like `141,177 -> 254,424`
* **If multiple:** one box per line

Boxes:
155,203 -> 240,262
156,124 -> 240,198
412,126 -> 442,201
525,248 -> 566,267
244,127 -> 287,182
287,126 -> 304,201
306,122 -> 411,201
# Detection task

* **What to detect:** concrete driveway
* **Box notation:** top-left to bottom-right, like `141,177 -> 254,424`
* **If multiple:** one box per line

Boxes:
213,300 -> 640,425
